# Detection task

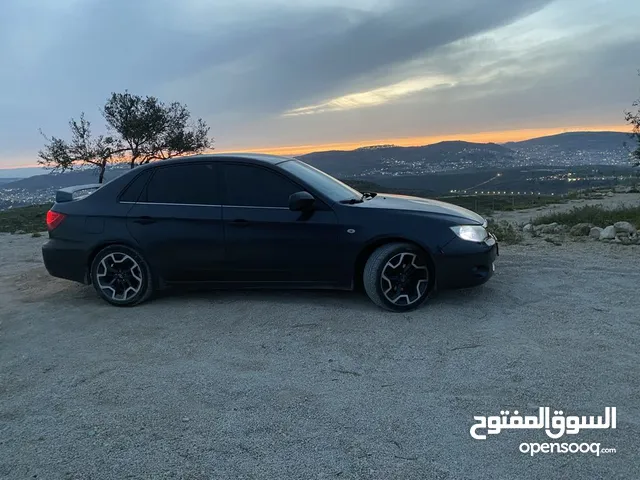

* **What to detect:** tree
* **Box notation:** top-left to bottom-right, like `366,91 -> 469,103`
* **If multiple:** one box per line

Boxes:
102,92 -> 212,168
625,71 -> 640,167
38,114 -> 122,184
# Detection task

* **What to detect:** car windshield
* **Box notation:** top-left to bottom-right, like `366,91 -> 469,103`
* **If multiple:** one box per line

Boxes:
279,159 -> 362,203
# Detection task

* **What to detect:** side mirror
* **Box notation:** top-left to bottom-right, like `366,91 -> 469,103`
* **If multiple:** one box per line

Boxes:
289,191 -> 315,211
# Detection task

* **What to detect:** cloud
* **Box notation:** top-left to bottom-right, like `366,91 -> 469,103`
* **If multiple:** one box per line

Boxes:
283,75 -> 458,116
0,0 -> 638,163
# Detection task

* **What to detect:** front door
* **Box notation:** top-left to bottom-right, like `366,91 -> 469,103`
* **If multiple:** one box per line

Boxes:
221,162 -> 340,284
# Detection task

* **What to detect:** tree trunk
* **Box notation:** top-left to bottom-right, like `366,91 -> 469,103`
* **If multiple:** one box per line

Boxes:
98,167 -> 105,184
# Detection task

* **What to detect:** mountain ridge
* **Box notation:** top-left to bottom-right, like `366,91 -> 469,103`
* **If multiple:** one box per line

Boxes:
0,131 -> 633,191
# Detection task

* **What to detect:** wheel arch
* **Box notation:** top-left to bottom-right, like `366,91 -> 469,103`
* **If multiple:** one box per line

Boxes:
353,236 -> 436,291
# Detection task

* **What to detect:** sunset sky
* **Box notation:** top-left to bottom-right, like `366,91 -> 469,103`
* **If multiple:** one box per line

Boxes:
1,0 -> 639,170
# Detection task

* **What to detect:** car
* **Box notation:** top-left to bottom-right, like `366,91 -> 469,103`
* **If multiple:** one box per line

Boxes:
42,153 -> 498,312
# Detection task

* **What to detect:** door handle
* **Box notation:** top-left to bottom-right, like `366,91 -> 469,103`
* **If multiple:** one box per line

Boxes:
133,216 -> 156,225
229,219 -> 250,227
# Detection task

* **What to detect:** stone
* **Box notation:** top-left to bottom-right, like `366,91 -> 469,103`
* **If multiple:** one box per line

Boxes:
589,227 -> 603,239
599,226 -> 616,240
569,223 -> 592,236
540,223 -> 559,234
523,224 -> 533,233
613,221 -> 637,235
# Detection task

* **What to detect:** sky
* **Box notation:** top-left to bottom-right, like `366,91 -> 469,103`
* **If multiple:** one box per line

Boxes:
1,0 -> 639,171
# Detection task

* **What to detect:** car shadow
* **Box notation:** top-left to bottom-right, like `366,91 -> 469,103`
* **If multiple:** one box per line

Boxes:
148,283 -> 500,311
152,285 -> 375,309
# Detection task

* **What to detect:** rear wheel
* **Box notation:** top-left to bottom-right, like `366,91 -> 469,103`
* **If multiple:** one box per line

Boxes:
90,245 -> 154,307
363,242 -> 432,312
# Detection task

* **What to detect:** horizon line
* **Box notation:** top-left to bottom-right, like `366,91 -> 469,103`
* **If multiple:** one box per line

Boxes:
0,124 -> 630,170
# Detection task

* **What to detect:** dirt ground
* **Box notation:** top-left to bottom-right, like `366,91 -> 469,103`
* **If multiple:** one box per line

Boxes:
492,192 -> 640,226
1,233 -> 639,479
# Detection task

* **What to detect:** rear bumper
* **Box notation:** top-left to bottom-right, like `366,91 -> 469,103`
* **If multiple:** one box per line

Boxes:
42,239 -> 90,284
435,235 -> 498,290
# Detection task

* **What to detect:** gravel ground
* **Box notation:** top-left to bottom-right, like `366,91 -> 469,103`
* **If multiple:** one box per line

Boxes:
1,233 -> 639,479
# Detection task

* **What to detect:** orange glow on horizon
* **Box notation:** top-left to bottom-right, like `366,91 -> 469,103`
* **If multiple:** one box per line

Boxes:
216,124 -> 631,156
3,124 -> 631,169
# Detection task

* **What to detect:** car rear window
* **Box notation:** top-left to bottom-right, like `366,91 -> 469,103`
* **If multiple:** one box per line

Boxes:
144,163 -> 220,205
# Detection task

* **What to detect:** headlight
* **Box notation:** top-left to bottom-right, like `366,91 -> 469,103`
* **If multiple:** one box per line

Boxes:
450,225 -> 488,242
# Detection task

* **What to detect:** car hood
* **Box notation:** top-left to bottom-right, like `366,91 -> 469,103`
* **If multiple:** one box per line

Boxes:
358,193 -> 486,225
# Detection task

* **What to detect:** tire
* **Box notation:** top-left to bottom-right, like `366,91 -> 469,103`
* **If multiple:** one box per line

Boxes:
90,245 -> 154,307
363,242 -> 433,312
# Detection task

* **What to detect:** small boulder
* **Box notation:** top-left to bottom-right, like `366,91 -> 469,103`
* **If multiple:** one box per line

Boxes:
599,226 -> 616,240
606,191 -> 614,197
613,221 -> 637,235
589,227 -> 603,239
616,235 -> 633,245
569,223 -> 592,236
13,230 -> 26,235
540,222 -> 559,234
523,224 -> 533,233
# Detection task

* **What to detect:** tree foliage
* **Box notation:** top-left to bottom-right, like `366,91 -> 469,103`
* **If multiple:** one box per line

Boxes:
38,114 -> 122,183
38,92 -> 213,183
625,71 -> 640,167
103,92 -> 212,168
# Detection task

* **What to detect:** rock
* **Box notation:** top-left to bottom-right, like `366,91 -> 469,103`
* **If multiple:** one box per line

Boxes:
627,238 -> 639,245
13,230 -> 26,235
613,221 -> 637,235
589,227 -> 603,239
540,223 -> 559,234
616,235 -> 633,245
600,226 -> 616,240
569,223 -> 593,236
606,191 -> 614,197
523,224 -> 533,233
544,237 -> 562,246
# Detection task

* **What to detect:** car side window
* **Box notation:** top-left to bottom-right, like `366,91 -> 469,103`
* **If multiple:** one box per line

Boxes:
144,163 -> 219,205
119,169 -> 153,202
224,164 -> 302,207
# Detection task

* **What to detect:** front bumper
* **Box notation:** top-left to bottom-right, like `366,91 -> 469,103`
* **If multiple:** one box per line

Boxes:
42,239 -> 90,284
435,234 -> 498,290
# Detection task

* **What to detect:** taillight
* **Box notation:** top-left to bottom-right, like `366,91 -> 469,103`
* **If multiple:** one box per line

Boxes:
46,210 -> 67,231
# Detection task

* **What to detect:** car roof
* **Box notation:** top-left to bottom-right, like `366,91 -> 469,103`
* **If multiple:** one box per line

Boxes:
141,153 -> 296,168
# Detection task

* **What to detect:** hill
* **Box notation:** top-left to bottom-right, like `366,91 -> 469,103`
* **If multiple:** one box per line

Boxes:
299,141 -> 516,177
504,131 -> 631,165
1,166 -> 128,191
0,178 -> 22,185
505,131 -> 630,151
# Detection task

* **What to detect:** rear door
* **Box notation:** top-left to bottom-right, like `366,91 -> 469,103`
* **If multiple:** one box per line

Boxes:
221,162 -> 340,284
126,162 -> 225,282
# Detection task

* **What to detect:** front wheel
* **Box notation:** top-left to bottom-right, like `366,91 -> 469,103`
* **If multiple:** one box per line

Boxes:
90,245 -> 154,307
363,243 -> 433,312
